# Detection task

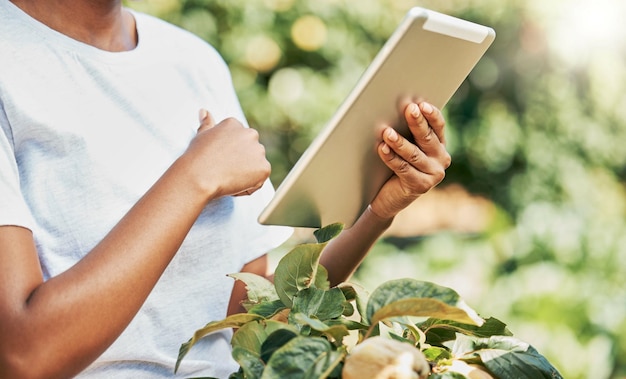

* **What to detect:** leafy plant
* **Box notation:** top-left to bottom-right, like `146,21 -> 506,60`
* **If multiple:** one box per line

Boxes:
176,223 -> 562,379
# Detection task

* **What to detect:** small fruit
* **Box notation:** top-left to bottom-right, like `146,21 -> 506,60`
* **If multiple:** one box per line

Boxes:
342,337 -> 430,379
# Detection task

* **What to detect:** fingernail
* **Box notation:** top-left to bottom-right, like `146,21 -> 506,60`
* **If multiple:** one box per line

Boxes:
386,128 -> 399,142
199,108 -> 208,122
381,143 -> 390,155
410,103 -> 420,118
421,102 -> 433,115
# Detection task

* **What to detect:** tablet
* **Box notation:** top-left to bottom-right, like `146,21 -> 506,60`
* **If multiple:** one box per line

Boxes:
258,7 -> 496,228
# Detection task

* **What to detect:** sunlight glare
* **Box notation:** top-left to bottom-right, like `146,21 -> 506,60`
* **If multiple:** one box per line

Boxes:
548,0 -> 625,67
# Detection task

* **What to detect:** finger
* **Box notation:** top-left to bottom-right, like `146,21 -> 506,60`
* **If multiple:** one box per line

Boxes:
199,108 -> 209,123
418,102 -> 446,145
378,140 -> 446,192
232,185 -> 261,197
381,127 -> 437,174
197,108 -> 215,133
377,141 -> 440,193
404,103 -> 442,156
233,190 -> 253,197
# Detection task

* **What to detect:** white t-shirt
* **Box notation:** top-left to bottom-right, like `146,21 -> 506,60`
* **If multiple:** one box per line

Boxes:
0,2 -> 291,377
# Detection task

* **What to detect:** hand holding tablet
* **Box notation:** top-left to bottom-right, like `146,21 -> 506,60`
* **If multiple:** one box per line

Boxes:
371,101 -> 450,220
259,7 -> 496,228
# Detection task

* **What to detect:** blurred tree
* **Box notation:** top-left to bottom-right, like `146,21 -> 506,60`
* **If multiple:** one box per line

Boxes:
128,1 -> 626,378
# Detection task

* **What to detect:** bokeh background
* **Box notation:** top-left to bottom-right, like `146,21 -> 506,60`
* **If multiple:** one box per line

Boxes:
128,1 -> 626,377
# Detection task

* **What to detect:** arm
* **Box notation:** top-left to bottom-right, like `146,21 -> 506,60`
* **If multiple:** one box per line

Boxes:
228,103 -> 449,313
320,102 -> 450,285
0,114 -> 268,379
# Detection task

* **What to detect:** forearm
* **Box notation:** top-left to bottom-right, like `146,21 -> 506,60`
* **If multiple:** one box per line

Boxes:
320,206 -> 394,286
2,157 -> 211,379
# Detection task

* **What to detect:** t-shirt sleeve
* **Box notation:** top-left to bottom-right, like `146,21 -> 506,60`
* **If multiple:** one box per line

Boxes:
0,106 -> 35,230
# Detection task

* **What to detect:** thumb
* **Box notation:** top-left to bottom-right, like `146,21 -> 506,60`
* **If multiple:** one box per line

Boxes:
197,108 -> 215,132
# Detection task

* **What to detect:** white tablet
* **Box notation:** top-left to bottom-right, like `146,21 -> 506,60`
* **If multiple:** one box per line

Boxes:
258,7 -> 496,228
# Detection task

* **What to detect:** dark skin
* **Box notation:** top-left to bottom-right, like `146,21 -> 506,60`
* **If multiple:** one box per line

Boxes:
0,1 -> 451,378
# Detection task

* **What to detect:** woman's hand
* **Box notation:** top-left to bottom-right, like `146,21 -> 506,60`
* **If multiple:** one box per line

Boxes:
370,102 -> 451,220
182,109 -> 271,200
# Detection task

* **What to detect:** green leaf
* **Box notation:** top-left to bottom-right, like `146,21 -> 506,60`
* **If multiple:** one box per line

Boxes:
274,243 -> 326,307
231,321 -> 268,355
388,331 -> 413,344
447,333 -> 478,357
463,335 -> 564,379
423,346 -> 453,362
314,264 -> 330,290
370,297 -> 483,327
429,372 -> 469,379
313,223 -> 344,243
228,370 -> 245,379
228,272 -> 280,310
389,317 -> 426,345
292,313 -> 331,330
338,283 -> 370,324
327,318 -> 369,332
260,329 -> 299,363
232,320 -> 297,355
341,300 -> 355,317
230,321 -> 299,378
248,300 -> 287,318
307,349 -> 345,379
176,313 -> 264,373
261,336 -> 341,379
293,313 -> 350,345
291,287 -> 347,322
367,279 -> 484,326
232,346 -> 265,379
420,317 -> 512,346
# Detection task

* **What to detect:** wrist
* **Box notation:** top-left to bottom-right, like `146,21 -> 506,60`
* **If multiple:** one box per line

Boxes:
362,205 -> 395,230
169,153 -> 221,203
367,202 -> 397,224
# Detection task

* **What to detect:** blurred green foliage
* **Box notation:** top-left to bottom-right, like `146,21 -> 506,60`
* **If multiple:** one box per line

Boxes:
129,0 -> 626,378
